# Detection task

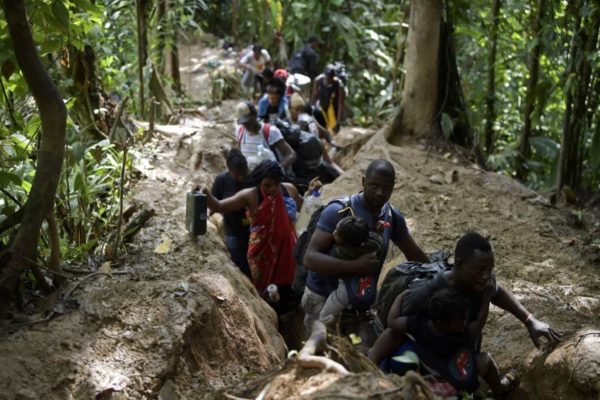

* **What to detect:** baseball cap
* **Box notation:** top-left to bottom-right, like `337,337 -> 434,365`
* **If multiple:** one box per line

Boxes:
290,93 -> 305,109
235,101 -> 257,124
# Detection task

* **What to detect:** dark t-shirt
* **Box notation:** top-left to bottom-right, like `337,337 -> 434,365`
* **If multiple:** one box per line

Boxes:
407,316 -> 479,393
305,193 -> 409,297
317,75 -> 342,112
211,172 -> 252,237
289,45 -> 319,78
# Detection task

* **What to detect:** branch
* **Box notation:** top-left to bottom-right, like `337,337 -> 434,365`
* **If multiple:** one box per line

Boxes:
0,207 -> 24,234
297,321 -> 349,375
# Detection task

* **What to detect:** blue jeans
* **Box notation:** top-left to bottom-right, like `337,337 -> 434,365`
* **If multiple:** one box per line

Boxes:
224,235 -> 250,278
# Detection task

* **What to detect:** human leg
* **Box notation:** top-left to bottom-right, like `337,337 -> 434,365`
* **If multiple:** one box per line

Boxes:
301,286 -> 326,336
319,284 -> 349,325
224,235 -> 251,278
477,352 -> 519,398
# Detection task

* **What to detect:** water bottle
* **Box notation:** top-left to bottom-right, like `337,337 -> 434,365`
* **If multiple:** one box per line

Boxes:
296,188 -> 323,234
267,284 -> 280,303
186,191 -> 207,235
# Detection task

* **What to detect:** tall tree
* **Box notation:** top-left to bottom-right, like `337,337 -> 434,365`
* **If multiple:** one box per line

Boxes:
516,0 -> 546,181
484,0 -> 502,155
387,0 -> 483,165
556,0 -> 600,199
135,0 -> 151,118
386,0 -> 442,142
0,0 -> 67,312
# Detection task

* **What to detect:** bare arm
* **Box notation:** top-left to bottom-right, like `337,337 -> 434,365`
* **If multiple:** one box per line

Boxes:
468,300 -> 490,338
336,83 -> 345,124
273,139 -> 297,168
311,78 -> 319,104
387,292 -> 407,327
492,284 -> 561,348
303,229 -> 378,276
394,234 -> 430,263
203,187 -> 253,214
368,327 -> 406,365
283,182 -> 303,211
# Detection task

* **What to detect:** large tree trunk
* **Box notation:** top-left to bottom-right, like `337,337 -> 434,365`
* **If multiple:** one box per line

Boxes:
387,0 -> 484,166
387,0 -> 442,143
556,1 -> 598,200
484,0 -> 502,155
516,0 -> 546,181
0,0 -> 67,312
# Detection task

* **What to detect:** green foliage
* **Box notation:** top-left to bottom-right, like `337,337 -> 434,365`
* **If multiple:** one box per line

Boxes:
0,0 -> 136,265
454,0 -> 599,192
281,0 -> 403,125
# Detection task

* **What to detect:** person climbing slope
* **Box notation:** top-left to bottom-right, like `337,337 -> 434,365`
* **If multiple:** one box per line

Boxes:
203,161 -> 301,295
210,149 -> 252,278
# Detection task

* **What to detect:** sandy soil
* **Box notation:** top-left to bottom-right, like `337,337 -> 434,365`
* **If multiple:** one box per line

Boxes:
0,40 -> 598,400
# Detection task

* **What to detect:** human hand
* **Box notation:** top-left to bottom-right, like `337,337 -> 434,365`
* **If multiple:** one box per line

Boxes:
375,220 -> 391,233
349,254 -> 379,276
307,177 -> 323,194
331,141 -> 344,150
526,316 -> 562,349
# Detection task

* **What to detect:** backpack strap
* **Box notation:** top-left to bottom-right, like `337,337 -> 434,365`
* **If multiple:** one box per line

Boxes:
238,125 -> 270,147
263,123 -> 271,144
237,126 -> 245,146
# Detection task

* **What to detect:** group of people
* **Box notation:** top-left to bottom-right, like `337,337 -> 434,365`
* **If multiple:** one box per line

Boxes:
199,35 -> 563,399
203,152 -> 561,398
238,37 -> 346,136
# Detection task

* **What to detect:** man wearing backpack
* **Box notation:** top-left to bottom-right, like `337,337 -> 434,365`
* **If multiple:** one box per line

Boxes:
301,159 -> 430,347
288,35 -> 320,80
235,101 -> 296,170
370,233 -> 560,395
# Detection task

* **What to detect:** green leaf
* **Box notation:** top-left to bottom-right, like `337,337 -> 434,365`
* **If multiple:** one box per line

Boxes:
0,171 -> 22,187
392,350 -> 419,365
530,136 -> 559,159
71,142 -> 86,163
52,0 -> 70,30
441,113 -> 454,139
20,179 -> 31,193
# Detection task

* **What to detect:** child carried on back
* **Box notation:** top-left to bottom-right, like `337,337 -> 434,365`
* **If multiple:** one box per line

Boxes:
318,215 -> 384,325
370,288 -> 518,398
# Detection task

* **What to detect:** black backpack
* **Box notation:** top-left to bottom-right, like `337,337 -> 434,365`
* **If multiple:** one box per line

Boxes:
275,119 -> 323,163
288,49 -> 307,74
296,130 -> 323,167
374,251 -> 451,329
291,197 -> 351,294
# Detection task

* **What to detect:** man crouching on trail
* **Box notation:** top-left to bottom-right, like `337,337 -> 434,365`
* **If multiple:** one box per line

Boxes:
302,159 -> 429,349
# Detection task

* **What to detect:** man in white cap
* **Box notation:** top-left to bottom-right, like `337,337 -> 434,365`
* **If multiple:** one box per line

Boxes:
235,101 -> 296,170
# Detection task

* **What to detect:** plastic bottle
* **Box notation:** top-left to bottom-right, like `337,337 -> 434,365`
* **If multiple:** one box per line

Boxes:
296,188 -> 323,234
267,284 -> 280,303
256,144 -> 272,164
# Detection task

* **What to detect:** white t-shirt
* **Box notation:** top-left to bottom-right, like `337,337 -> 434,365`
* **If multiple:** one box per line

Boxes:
240,48 -> 271,74
236,123 -> 283,169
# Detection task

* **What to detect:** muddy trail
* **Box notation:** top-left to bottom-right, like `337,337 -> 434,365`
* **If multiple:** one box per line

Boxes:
0,39 -> 599,400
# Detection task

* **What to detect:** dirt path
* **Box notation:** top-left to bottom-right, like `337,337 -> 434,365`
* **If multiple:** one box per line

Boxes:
0,40 -> 598,400
0,106 -> 288,399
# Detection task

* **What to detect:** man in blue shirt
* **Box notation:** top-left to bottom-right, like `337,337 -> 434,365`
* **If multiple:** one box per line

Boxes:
302,159 -> 430,347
